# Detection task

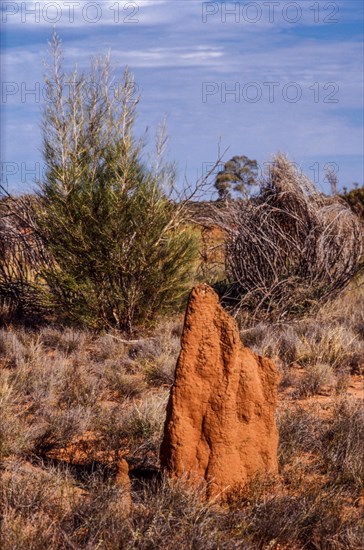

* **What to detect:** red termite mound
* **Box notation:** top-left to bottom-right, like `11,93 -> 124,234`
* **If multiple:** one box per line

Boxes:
160,284 -> 279,498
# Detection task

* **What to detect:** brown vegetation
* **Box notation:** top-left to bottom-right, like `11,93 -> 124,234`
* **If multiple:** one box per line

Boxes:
1,32 -> 363,549
1,279 -> 363,549
0,195 -> 50,323
205,155 -> 364,324
342,185 -> 364,222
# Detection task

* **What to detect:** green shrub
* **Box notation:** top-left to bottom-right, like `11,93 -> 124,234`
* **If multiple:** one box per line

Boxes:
35,34 -> 198,332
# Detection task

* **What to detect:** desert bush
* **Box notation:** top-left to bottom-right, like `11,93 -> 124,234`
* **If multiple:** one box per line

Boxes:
242,319 -> 360,393
0,329 -> 27,368
323,399 -> 364,487
40,327 -> 90,355
2,461 -> 362,550
30,406 -> 94,457
33,34 -> 198,333
213,154 -> 363,324
294,323 -> 361,370
104,368 -> 147,399
295,362 -> 335,397
136,322 -> 181,386
0,377 -> 34,459
126,475 -> 362,550
335,369 -> 352,394
277,404 -> 324,465
0,460 -> 131,549
342,185 -> 364,221
243,292 -> 364,381
0,331 -> 99,460
0,462 -> 76,549
126,476 -> 222,549
143,359 -> 176,387
240,486 -> 363,550
97,391 -> 167,459
278,397 -> 364,490
92,333 -> 126,363
56,363 -> 101,409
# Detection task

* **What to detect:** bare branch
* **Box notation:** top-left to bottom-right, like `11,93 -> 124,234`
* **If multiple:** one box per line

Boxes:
201,154 -> 364,325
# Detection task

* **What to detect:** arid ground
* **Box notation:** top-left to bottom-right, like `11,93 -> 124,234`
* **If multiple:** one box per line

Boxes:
1,277 -> 363,549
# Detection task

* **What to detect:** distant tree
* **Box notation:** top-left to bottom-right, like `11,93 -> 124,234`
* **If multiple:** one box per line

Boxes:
215,156 -> 258,200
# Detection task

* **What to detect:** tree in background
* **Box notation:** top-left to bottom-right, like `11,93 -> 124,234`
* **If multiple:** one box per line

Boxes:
215,155 -> 258,200
35,34 -> 198,333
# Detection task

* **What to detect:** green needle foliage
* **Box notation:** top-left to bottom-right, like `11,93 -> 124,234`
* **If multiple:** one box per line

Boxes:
35,34 -> 197,332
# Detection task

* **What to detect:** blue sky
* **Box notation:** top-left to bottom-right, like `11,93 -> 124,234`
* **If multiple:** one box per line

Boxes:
1,0 -> 363,196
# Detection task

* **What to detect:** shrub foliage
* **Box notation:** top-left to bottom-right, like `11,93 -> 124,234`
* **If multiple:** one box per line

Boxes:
34,35 -> 197,332
342,185 -> 364,222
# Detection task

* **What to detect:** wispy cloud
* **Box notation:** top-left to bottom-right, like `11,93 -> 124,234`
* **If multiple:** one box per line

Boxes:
1,0 -> 363,192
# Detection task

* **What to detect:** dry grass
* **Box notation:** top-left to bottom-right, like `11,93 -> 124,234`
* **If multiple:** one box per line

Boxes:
0,283 -> 363,549
241,279 -> 364,378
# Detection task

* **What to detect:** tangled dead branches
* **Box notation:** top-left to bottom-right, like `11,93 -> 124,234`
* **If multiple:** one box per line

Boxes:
0,195 -> 51,322
210,154 -> 364,324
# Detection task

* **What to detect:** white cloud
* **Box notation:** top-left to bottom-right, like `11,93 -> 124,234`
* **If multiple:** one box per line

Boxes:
1,0 -> 363,191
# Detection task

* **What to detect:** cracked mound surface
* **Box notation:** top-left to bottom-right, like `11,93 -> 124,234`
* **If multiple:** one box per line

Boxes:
160,284 -> 279,498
